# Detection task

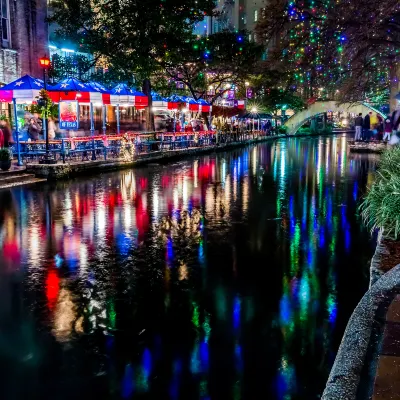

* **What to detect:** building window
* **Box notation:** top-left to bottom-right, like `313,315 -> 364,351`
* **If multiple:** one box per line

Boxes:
1,0 -> 10,48
248,33 -> 252,41
254,9 -> 258,22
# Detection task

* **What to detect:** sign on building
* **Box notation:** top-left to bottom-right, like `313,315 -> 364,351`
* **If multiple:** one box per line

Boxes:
59,101 -> 79,129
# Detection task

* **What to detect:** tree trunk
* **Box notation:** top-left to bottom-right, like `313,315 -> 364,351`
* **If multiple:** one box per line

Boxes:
142,78 -> 155,131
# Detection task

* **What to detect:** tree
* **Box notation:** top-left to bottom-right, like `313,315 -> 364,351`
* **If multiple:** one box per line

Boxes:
256,0 -> 400,108
48,0 -> 216,128
162,31 -> 264,105
260,88 -> 305,116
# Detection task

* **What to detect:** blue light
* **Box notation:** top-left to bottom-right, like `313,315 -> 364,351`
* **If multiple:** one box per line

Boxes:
121,364 -> 134,398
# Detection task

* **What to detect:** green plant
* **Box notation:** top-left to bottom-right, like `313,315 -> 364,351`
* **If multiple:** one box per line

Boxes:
361,147 -> 400,239
0,147 -> 12,161
278,125 -> 288,134
30,89 -> 58,119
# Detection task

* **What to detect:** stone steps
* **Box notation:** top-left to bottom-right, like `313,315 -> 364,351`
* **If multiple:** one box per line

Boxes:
0,170 -> 46,190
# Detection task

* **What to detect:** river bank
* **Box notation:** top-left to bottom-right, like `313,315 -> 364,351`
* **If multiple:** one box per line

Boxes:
26,134 -> 286,181
323,145 -> 400,399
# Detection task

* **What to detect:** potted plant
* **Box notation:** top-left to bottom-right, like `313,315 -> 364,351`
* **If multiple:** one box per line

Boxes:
0,147 -> 12,171
361,146 -> 400,282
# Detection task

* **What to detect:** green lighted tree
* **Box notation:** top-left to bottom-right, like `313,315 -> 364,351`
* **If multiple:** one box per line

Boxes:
256,0 -> 400,107
162,30 -> 263,105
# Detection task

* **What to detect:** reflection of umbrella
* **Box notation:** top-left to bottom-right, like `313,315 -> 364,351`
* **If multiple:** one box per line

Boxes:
0,75 -> 45,103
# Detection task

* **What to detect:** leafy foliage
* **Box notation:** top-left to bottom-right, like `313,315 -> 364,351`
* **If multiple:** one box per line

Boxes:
361,147 -> 400,239
30,90 -> 58,119
260,88 -> 305,114
256,0 -> 400,103
0,148 -> 12,161
163,31 -> 263,103
48,0 -> 216,77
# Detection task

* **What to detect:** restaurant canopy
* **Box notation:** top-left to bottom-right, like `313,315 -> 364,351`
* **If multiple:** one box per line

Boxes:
48,78 -> 102,103
197,98 -> 212,112
152,92 -> 169,109
0,75 -> 45,103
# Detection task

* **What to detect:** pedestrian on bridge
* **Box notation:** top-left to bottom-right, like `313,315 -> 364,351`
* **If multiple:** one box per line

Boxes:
354,113 -> 363,141
363,112 -> 372,141
383,118 -> 392,142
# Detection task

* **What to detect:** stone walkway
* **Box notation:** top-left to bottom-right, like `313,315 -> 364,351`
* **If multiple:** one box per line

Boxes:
373,295 -> 400,400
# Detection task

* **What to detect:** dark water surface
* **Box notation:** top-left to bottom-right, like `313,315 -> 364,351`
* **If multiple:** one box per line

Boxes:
0,136 -> 378,400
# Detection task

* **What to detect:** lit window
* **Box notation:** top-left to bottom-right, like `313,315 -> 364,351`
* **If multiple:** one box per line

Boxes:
1,0 -> 10,47
249,33 -> 252,41
254,9 -> 258,22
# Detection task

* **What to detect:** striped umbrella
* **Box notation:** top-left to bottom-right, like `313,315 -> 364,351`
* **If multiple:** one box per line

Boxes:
48,78 -> 102,103
0,75 -> 45,103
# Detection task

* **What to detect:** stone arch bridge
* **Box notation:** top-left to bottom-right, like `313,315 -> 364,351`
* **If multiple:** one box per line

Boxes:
284,101 -> 385,135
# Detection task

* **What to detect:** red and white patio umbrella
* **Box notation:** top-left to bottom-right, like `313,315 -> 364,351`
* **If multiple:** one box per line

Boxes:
0,75 -> 44,103
109,84 -> 135,105
48,78 -> 102,103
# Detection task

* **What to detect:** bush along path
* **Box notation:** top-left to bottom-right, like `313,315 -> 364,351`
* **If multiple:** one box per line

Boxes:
323,146 -> 400,399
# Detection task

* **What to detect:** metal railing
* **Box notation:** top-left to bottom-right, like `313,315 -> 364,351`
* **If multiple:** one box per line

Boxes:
11,130 -> 275,164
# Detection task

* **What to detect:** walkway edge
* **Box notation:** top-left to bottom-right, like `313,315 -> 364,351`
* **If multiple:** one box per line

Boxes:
322,263 -> 400,400
26,135 -> 287,181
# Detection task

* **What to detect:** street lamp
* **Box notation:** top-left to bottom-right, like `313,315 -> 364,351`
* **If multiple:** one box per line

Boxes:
38,55 -> 56,164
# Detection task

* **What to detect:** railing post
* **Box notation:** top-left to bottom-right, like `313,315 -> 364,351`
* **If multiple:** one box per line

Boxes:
61,139 -> 66,164
13,98 -> 23,166
90,102 -> 96,161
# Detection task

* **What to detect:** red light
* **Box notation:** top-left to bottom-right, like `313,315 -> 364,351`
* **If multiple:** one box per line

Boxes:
39,55 -> 51,68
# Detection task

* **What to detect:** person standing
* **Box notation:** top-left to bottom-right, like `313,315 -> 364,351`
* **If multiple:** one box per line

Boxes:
28,118 -> 40,141
47,116 -> 56,140
383,118 -> 392,141
391,107 -> 400,136
363,112 -> 371,141
354,113 -> 363,141
0,120 -> 13,147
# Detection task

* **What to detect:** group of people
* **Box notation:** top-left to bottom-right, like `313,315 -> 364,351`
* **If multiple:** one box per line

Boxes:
354,109 -> 400,142
25,112 -> 57,141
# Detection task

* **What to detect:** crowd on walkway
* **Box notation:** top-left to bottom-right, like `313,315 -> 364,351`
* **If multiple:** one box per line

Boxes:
354,109 -> 400,143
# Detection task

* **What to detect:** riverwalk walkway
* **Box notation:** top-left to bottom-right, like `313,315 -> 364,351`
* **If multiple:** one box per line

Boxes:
323,237 -> 400,400
0,134 -> 286,186
373,295 -> 400,400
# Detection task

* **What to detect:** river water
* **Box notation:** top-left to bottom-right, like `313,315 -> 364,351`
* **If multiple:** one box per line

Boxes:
0,135 -> 378,400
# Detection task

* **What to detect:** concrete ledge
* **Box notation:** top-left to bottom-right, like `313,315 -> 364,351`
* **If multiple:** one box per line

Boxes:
322,263 -> 400,400
26,135 -> 286,180
349,141 -> 388,153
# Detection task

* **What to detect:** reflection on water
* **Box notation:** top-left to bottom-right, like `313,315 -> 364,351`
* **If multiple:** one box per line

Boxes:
0,135 -> 377,399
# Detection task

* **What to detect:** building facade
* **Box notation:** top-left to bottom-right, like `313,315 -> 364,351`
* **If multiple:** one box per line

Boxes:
0,0 -> 48,84
195,0 -> 265,39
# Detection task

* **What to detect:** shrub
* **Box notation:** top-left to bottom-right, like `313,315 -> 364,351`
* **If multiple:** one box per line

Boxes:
0,147 -> 12,161
361,146 -> 400,239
